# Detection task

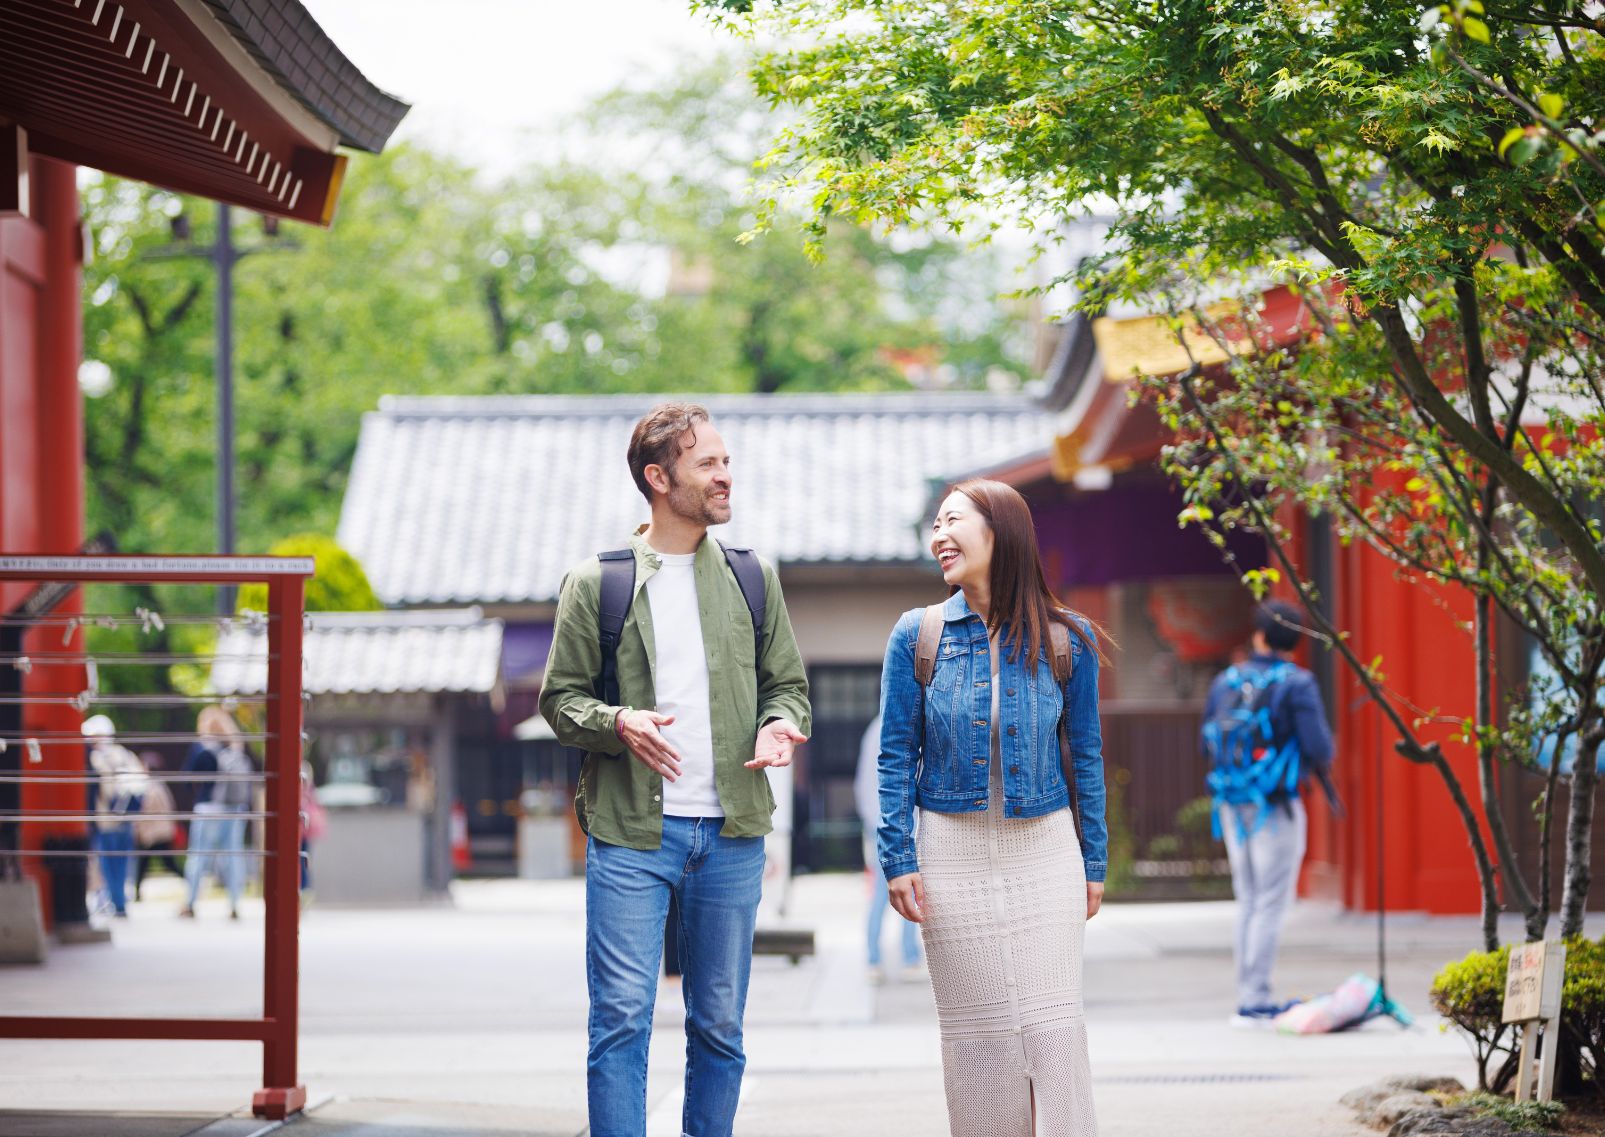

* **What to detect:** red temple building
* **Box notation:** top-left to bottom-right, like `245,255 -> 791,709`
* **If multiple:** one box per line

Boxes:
1014,287 -> 1602,915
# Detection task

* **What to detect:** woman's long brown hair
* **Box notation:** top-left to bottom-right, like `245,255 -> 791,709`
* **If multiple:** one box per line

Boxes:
949,478 -> 1103,666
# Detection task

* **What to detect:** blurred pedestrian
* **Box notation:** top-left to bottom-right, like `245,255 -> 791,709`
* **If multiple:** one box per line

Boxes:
82,715 -> 149,919
133,751 -> 185,901
180,705 -> 254,920
1202,599 -> 1336,1026
853,712 -> 920,983
299,760 -> 327,893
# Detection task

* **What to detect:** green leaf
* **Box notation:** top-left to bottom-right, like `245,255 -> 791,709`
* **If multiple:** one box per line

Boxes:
1537,93 -> 1564,120
1419,128 -> 1456,154
1506,136 -> 1543,165
1498,126 -> 1527,158
1460,15 -> 1490,41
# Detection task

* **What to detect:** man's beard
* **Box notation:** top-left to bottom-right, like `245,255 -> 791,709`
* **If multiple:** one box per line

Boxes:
666,477 -> 731,526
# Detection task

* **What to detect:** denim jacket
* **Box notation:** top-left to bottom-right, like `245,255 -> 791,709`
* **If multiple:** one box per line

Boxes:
876,591 -> 1109,883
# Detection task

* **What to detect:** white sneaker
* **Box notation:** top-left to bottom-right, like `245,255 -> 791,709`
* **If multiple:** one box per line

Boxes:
867,965 -> 886,986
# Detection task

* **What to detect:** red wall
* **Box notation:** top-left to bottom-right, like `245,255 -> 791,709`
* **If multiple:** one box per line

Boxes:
1289,488 -> 1488,914
0,155 -> 87,922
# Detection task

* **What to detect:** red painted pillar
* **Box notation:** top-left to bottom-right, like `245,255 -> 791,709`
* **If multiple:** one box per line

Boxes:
33,157 -> 81,556
255,573 -> 307,1119
19,156 -> 87,920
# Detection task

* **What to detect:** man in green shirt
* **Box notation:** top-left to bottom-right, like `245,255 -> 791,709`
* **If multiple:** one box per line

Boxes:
539,402 -> 810,1137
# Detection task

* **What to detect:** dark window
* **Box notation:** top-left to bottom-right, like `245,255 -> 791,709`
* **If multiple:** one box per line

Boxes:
794,664 -> 882,872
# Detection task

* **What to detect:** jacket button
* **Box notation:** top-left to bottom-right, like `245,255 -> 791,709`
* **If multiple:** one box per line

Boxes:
1013,805 -> 1023,815
974,719 -> 986,727
973,759 -> 987,767
974,800 -> 985,808
1006,726 -> 1017,737
653,794 -> 661,802
1006,688 -> 1016,696
1010,765 -> 1020,775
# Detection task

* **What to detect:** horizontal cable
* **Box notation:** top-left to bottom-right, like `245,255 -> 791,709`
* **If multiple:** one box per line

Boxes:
0,810 -> 281,822
0,694 -> 275,707
0,773 -> 272,784
0,614 -> 280,628
0,732 -> 279,745
0,848 -> 284,859
0,653 -> 278,665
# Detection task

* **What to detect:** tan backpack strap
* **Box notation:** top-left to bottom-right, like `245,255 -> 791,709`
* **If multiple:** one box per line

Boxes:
1048,618 -> 1074,685
914,605 -> 945,687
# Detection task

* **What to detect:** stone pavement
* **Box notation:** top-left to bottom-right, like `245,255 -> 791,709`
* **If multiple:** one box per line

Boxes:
3,873 -> 1597,1137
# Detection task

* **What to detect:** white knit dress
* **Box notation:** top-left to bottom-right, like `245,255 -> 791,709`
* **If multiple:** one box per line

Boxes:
916,677 -> 1098,1137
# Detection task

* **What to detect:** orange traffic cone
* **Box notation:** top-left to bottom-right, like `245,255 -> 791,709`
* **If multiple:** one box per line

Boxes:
450,801 -> 471,872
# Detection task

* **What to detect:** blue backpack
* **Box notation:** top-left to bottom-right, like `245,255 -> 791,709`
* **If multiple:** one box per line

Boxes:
1203,661 -> 1301,840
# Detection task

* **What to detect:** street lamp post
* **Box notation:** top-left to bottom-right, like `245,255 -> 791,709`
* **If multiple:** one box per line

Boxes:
154,202 -> 293,614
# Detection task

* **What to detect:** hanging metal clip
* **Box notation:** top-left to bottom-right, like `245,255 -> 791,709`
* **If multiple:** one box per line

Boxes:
12,655 -> 30,676
135,607 -> 166,635
25,739 -> 42,765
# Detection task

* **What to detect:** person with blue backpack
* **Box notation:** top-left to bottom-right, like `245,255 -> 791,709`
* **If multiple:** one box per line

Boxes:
539,402 -> 811,1137
1202,599 -> 1336,1026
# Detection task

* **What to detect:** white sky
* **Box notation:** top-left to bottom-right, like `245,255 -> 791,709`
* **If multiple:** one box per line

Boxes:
302,0 -> 727,173
299,0 -> 1062,319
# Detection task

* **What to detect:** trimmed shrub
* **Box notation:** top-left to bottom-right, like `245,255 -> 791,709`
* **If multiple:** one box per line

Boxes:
1430,936 -> 1605,1095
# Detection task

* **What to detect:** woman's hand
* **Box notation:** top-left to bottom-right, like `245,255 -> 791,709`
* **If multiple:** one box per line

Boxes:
888,871 -> 926,923
1087,882 -> 1104,920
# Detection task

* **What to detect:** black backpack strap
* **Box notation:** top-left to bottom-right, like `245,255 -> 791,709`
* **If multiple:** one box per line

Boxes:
596,549 -> 636,707
717,542 -> 766,660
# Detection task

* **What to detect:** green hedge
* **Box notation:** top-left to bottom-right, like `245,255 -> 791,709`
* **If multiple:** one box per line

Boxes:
1430,936 -> 1605,1094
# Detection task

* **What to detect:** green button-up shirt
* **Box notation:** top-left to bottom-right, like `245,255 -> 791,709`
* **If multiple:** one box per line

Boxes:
538,531 -> 812,849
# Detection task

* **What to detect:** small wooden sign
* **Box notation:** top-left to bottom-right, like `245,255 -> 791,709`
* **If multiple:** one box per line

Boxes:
1503,940 -> 1565,1024
1503,940 -> 1567,1103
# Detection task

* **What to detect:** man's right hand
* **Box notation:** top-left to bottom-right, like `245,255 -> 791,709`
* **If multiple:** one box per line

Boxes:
616,709 -> 682,781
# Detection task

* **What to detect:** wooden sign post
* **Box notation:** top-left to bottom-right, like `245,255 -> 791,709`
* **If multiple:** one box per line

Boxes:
1502,940 -> 1567,1102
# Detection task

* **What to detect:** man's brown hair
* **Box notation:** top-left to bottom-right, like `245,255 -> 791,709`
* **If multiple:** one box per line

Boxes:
627,402 -> 711,502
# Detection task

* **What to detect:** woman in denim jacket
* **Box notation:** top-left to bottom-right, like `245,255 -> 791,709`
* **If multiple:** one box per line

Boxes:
878,478 -> 1108,1137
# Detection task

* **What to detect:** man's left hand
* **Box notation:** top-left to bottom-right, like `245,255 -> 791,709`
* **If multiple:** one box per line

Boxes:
1087,882 -> 1105,919
747,718 -> 807,769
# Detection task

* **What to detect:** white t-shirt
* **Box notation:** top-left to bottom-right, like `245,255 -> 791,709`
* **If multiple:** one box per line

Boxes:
645,552 -> 723,818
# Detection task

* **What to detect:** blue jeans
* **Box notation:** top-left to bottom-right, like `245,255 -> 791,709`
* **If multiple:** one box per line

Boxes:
865,851 -> 920,968
585,816 -> 764,1137
97,824 -> 135,914
185,810 -> 247,911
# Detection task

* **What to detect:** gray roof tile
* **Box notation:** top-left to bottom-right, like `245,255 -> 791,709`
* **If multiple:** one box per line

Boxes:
337,393 -> 1047,606
210,608 -> 503,696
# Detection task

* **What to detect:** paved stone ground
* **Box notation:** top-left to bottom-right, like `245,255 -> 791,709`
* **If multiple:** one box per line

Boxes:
2,873 -> 1597,1136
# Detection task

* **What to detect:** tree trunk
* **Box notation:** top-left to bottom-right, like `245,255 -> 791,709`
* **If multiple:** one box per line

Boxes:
1559,725 -> 1602,939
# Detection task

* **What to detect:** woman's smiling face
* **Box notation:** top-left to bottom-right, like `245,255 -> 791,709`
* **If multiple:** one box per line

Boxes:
930,490 -> 994,591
